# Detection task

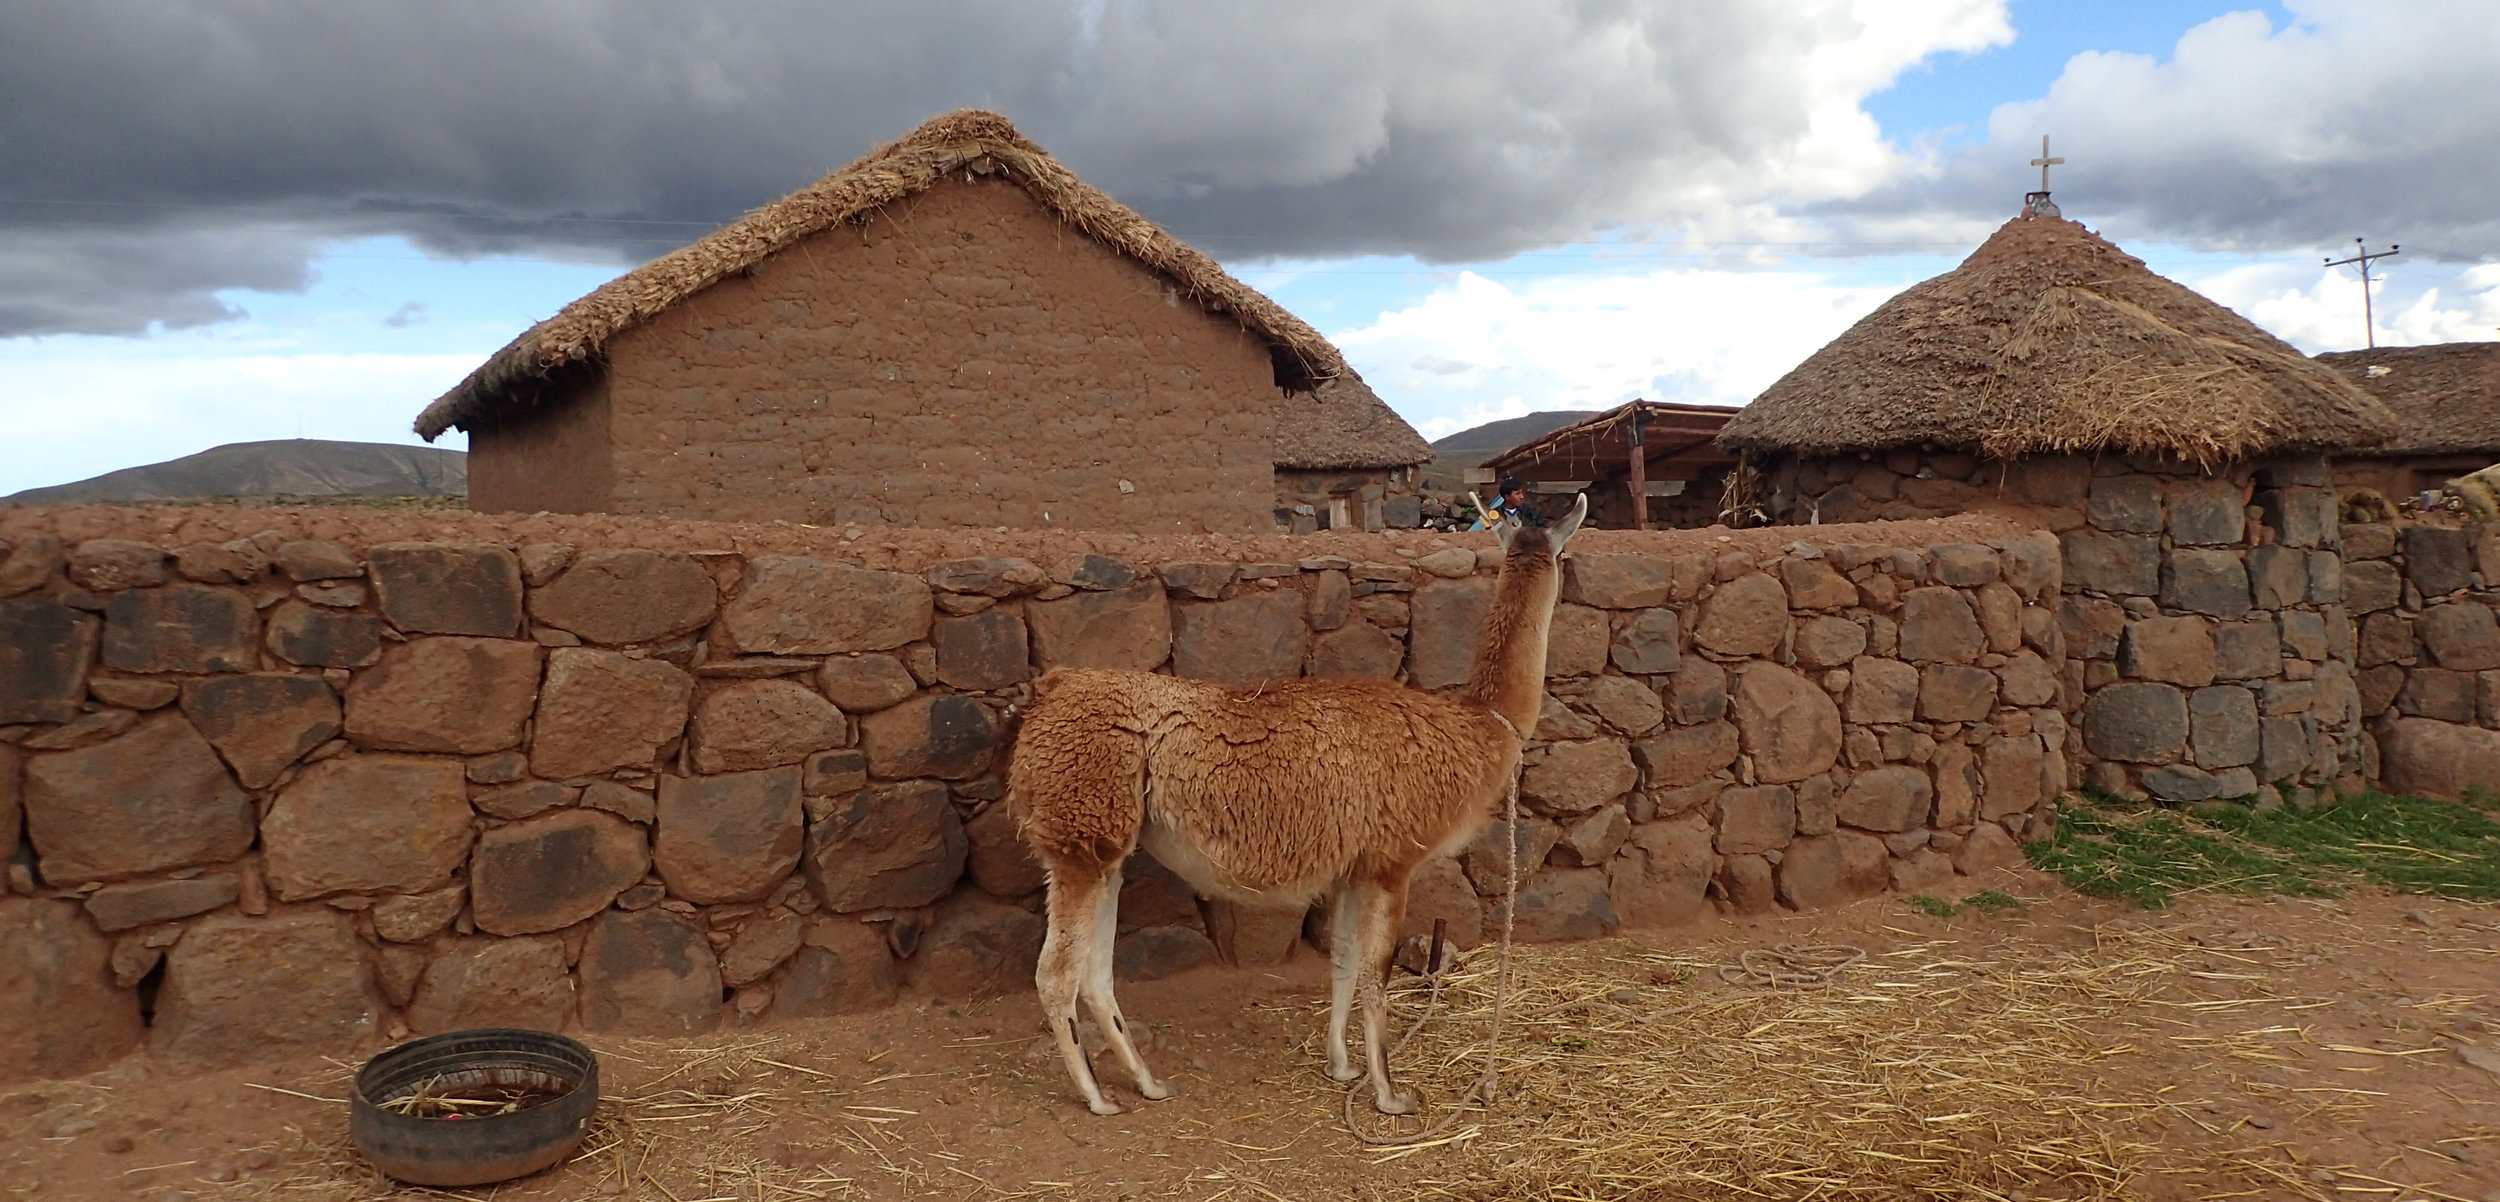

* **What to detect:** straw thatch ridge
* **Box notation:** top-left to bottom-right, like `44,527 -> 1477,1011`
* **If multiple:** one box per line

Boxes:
415,109 -> 1348,440
2316,343 -> 2500,456
1717,214 -> 2395,465
1271,371 -> 1432,470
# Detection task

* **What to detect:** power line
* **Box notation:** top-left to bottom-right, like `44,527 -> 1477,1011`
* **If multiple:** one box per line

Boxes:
2324,237 -> 2400,348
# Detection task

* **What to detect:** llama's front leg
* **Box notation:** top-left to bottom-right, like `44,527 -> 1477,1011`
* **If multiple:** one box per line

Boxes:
1324,883 -> 1363,1083
1079,865 -> 1177,1103
1038,865 -> 1123,1116
1353,875 -> 1419,1115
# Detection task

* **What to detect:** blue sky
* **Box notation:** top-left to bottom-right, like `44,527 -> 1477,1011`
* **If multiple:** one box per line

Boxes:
4,0 -> 2493,496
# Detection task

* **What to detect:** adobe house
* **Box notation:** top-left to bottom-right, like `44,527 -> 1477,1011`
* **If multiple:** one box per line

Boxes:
2315,342 -> 2500,503
1717,204 -> 2398,805
1271,372 -> 1432,532
413,110 -> 1427,534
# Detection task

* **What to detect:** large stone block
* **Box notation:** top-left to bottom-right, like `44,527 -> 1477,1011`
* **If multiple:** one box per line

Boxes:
2166,478 -> 2245,545
926,557 -> 1048,597
1027,580 -> 1172,673
22,712 -> 251,883
1172,590 -> 1307,685
804,779 -> 966,911
2357,613 -> 2416,668
179,673 -> 340,789
1464,816 -> 1562,894
578,908 -> 720,1034
818,654 -> 919,711
2419,603 -> 2500,671
1733,664 -> 1841,784
2161,549 -> 2252,618
1563,554 -> 1673,609
1523,738 -> 1638,813
2344,559 -> 2402,613
1609,608 -> 1681,675
2405,526 -> 2475,598
1115,925 -> 1216,980
527,548 -> 717,645
2212,618 -> 2280,681
2081,682 -> 2189,763
1975,582 -> 2024,654
2379,717 -> 2500,801
721,557 -> 931,654
1794,616 -> 1869,670
1929,544 -> 2001,587
1581,676 -> 1662,736
933,608 -> 1033,691
2259,482 -> 2338,547
1776,832 -> 1890,910
691,679 -> 843,774
408,937 -> 573,1034
1666,658 -> 1727,724
67,539 -> 167,590
860,694 -> 997,780
369,543 -> 523,637
263,600 -> 382,668
469,808 -> 650,935
2119,616 -> 2215,686
1606,816 -> 1713,928
0,898 -> 144,1081
346,636 -> 542,755
1837,766 -> 1933,832
1997,531 -> 2063,601
2141,763 -> 2219,802
1917,664 -> 1998,722
1634,722 -> 1738,789
1493,868 -> 1619,943
2060,531 -> 2159,596
964,802 -> 1046,897
2255,715 -> 2310,785
2088,475 -> 2164,534
1780,557 -> 1860,610
1979,736 -> 2047,819
719,911 -> 805,987
2060,595 -> 2125,660
264,755 -> 474,900
2246,545 -> 2308,610
2398,668 -> 2477,722
1998,650 -> 2061,707
101,585 -> 255,674
1309,621 -> 1404,678
654,766 -> 805,905
372,884 -> 466,943
2187,686 -> 2260,769
152,911 -> 373,1070
773,918 -> 900,1016
1845,656 -> 1920,724
1715,784 -> 1797,854
82,875 -> 239,932
530,647 -> 694,779
1695,573 -> 1789,657
910,894 -> 1045,998
1544,603 -> 1609,678
0,599 -> 98,724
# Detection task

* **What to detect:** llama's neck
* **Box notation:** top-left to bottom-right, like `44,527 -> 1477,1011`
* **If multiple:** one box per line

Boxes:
1461,551 -> 1561,735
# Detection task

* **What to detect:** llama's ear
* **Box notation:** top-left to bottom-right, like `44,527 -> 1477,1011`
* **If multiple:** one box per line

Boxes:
1493,513 -> 1522,552
1548,493 -> 1589,550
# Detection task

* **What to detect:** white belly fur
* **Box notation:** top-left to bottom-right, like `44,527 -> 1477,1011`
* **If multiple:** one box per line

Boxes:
1136,820 -> 1333,910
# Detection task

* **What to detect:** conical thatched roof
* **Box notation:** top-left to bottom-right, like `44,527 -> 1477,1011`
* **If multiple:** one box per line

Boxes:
1718,214 -> 2395,465
415,110 -> 1348,440
2317,343 -> 2500,456
1271,372 -> 1431,470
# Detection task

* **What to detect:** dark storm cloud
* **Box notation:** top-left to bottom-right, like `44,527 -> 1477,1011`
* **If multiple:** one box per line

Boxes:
0,0 -> 2000,336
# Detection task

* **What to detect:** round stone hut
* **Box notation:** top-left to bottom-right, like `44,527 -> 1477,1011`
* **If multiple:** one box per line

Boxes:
1718,210 -> 2401,805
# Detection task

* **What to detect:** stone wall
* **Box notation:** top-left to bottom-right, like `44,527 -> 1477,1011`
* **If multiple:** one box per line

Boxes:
0,519 -> 2068,1083
1764,450 -> 2091,524
2345,518 -> 2500,800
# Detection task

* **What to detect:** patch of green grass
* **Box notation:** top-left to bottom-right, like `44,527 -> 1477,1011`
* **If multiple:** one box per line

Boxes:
1903,890 -> 2030,919
2026,790 -> 2500,908
1904,895 -> 1959,918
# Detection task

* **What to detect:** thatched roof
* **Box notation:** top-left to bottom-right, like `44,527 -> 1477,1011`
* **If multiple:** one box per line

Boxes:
1717,213 -> 2395,465
1271,371 -> 1431,470
1486,399 -> 1736,480
415,109 -> 1348,440
2316,343 -> 2500,457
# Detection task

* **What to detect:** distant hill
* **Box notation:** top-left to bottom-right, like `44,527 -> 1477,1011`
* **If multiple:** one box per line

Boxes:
4,439 -> 467,506
1418,410 -> 1600,492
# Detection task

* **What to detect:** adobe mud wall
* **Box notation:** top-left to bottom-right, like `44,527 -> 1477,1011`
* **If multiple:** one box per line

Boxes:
465,174 -> 1281,536
0,508 -> 2068,1084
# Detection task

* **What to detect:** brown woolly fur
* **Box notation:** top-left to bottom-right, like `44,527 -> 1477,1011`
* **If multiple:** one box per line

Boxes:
1270,371 -> 1434,471
1718,213 -> 2395,466
2317,342 -> 2500,456
1006,496 -> 1587,1117
414,109 -> 1348,440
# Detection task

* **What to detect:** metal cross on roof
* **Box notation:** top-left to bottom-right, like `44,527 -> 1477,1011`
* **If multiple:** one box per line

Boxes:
2031,136 -> 2064,193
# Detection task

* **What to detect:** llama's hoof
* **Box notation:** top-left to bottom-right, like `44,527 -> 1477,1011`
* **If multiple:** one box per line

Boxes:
1140,1078 -> 1180,1101
1326,1062 -> 1363,1084
1087,1098 -> 1127,1117
1374,1088 -> 1420,1117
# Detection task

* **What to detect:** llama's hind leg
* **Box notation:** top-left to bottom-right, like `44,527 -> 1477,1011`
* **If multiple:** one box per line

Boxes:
1353,874 -> 1419,1115
1079,864 -> 1178,1102
1038,863 -> 1123,1116
1324,882 -> 1364,1083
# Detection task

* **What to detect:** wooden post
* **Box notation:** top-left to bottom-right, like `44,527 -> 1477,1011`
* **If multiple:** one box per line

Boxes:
1626,407 -> 1649,531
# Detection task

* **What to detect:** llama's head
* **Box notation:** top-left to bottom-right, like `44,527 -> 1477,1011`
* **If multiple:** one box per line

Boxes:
1493,492 -> 1588,570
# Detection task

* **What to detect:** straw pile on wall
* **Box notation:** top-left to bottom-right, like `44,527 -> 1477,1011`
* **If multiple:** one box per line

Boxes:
2317,342 -> 2500,457
415,109 -> 1349,440
1718,215 -> 2395,466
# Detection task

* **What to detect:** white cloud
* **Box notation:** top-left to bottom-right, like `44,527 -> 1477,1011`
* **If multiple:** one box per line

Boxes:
2187,259 -> 2500,354
1332,263 -> 1918,440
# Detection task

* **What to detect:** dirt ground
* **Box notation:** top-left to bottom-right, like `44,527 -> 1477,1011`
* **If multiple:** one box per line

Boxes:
0,503 -> 2043,574
6,867 -> 2498,1202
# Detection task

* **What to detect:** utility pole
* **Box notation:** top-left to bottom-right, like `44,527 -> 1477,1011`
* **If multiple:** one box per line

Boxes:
2325,237 -> 2400,349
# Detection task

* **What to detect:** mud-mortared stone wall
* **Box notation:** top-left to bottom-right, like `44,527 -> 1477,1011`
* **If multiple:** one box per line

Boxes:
0,520 -> 2071,1082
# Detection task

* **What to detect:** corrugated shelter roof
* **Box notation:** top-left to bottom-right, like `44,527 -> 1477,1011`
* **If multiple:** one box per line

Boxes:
1486,399 -> 1736,480
1718,213 -> 2394,465
415,109 -> 1348,440
2316,343 -> 2500,456
1271,372 -> 1431,470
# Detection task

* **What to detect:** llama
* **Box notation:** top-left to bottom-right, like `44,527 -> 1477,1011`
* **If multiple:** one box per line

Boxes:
1006,495 -> 1587,1116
